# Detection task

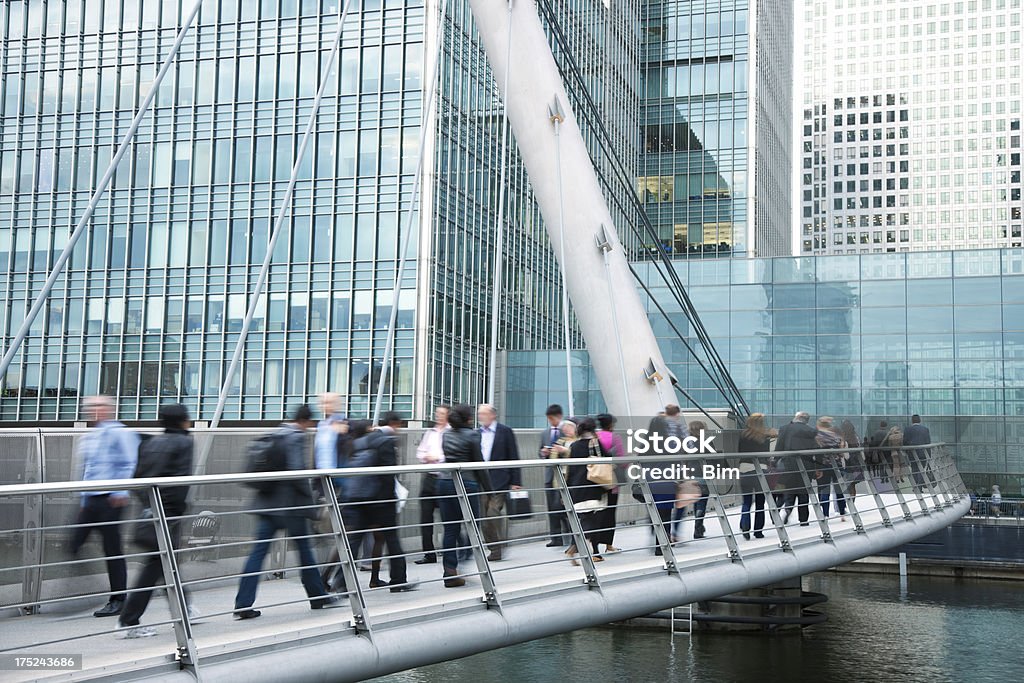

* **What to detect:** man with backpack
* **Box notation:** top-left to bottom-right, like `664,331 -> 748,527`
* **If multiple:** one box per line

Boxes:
233,405 -> 341,619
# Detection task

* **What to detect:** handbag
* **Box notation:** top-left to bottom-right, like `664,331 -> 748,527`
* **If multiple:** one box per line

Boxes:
674,480 -> 702,509
573,495 -> 608,513
395,480 -> 410,512
509,489 -> 533,518
585,439 -> 616,489
133,508 -> 159,551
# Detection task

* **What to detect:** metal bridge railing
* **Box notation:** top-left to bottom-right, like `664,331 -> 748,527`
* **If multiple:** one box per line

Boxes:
0,442 -> 966,679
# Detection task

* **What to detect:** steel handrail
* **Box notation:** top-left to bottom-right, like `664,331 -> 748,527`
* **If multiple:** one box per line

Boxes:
0,443 -> 947,497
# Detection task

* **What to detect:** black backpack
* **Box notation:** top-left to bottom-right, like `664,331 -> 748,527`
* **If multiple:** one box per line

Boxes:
244,432 -> 287,492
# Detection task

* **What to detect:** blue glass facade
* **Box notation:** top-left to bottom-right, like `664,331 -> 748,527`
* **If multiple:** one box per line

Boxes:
639,0 -> 792,258
0,1 -> 639,424
635,248 -> 1024,492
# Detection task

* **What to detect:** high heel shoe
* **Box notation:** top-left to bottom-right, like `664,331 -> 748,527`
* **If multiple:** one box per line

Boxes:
565,545 -> 579,567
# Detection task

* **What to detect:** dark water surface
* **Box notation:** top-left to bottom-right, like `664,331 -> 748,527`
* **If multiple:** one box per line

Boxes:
374,572 -> 1024,683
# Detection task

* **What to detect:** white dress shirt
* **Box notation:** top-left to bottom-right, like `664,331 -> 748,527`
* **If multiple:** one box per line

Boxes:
416,425 -> 450,464
480,424 -> 496,462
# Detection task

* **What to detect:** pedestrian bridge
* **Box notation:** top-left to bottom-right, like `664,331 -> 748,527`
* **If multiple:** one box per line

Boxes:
0,432 -> 968,682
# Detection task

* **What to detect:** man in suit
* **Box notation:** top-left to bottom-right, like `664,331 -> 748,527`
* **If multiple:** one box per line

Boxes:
477,404 -> 521,562
903,414 -> 932,490
775,411 -> 820,525
539,404 -> 569,547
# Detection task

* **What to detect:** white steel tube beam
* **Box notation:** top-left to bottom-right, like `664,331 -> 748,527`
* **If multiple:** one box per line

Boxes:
209,0 -> 355,429
0,0 -> 205,383
467,1 -> 677,417
486,0 -> 515,406
550,105 -> 574,416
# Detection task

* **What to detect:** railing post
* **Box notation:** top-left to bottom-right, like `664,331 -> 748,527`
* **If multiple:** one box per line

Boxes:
552,466 -> 603,586
149,486 -> 200,673
794,452 -> 833,543
828,454 -> 866,534
321,475 -> 373,634
854,449 -> 892,527
921,445 -> 953,507
20,429 -> 45,615
753,456 -> 792,551
630,472 -> 679,574
883,450 -> 914,522
909,445 -> 944,512
701,458 -> 741,563
452,470 -> 502,609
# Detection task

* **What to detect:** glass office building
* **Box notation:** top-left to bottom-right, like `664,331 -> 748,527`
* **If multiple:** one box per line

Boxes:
800,0 -> 1024,255
633,248 -> 1024,492
0,1 -> 639,423
639,0 -> 793,259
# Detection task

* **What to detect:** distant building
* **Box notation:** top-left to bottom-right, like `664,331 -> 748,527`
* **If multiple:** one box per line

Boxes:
799,0 -> 1024,254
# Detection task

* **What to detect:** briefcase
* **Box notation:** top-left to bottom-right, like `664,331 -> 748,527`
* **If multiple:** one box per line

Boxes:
509,490 -> 533,519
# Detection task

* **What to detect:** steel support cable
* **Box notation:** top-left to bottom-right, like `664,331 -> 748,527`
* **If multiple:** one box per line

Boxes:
537,26 -> 748,419
626,260 -> 731,429
551,106 -> 575,417
0,0 -> 206,382
486,0 -> 516,405
536,0 -> 749,417
209,0 -> 357,431
370,0 -> 450,425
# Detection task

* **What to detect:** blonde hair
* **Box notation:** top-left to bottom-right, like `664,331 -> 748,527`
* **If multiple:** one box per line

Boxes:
742,412 -> 774,441
817,416 -> 835,430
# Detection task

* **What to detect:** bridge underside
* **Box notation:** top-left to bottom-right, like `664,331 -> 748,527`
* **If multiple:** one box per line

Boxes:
4,493 -> 968,683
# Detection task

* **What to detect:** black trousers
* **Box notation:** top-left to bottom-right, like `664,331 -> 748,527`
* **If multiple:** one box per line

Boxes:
419,474 -> 439,555
335,502 -> 407,588
120,517 -> 189,626
545,483 -> 571,544
70,495 -> 127,601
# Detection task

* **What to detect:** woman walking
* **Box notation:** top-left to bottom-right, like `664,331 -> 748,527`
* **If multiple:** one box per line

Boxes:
565,418 -> 608,565
438,404 -> 491,587
595,413 -> 624,554
738,413 -> 775,540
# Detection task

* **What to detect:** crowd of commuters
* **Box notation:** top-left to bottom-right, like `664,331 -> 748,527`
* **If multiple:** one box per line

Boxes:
66,394 -> 940,637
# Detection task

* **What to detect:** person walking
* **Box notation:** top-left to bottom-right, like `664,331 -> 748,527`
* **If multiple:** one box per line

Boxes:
595,413 -> 624,554
565,418 -> 608,565
839,419 -> 862,502
775,411 -> 820,526
117,404 -> 194,638
476,404 -> 521,562
738,413 -> 775,540
867,420 -> 891,481
233,405 -> 340,619
413,405 -> 451,565
539,404 -> 570,547
903,414 -> 932,490
990,484 -> 1002,517
814,416 -> 848,519
70,395 -> 140,618
645,405 -> 687,551
315,392 -> 352,592
438,405 -> 492,587
343,415 -> 417,593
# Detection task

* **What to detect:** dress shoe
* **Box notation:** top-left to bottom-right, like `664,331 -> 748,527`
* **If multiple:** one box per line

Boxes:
486,553 -> 503,562
93,599 -> 124,618
389,581 -> 420,593
443,569 -> 466,588
742,532 -> 751,541
753,532 -> 765,539
310,597 -> 345,610
368,579 -> 387,589
414,555 -> 437,565
233,609 -> 262,620
545,541 -> 562,548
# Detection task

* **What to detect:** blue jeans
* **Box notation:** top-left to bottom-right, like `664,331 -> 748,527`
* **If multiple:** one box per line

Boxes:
235,514 -> 328,610
436,478 -> 480,572
818,481 -> 847,517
